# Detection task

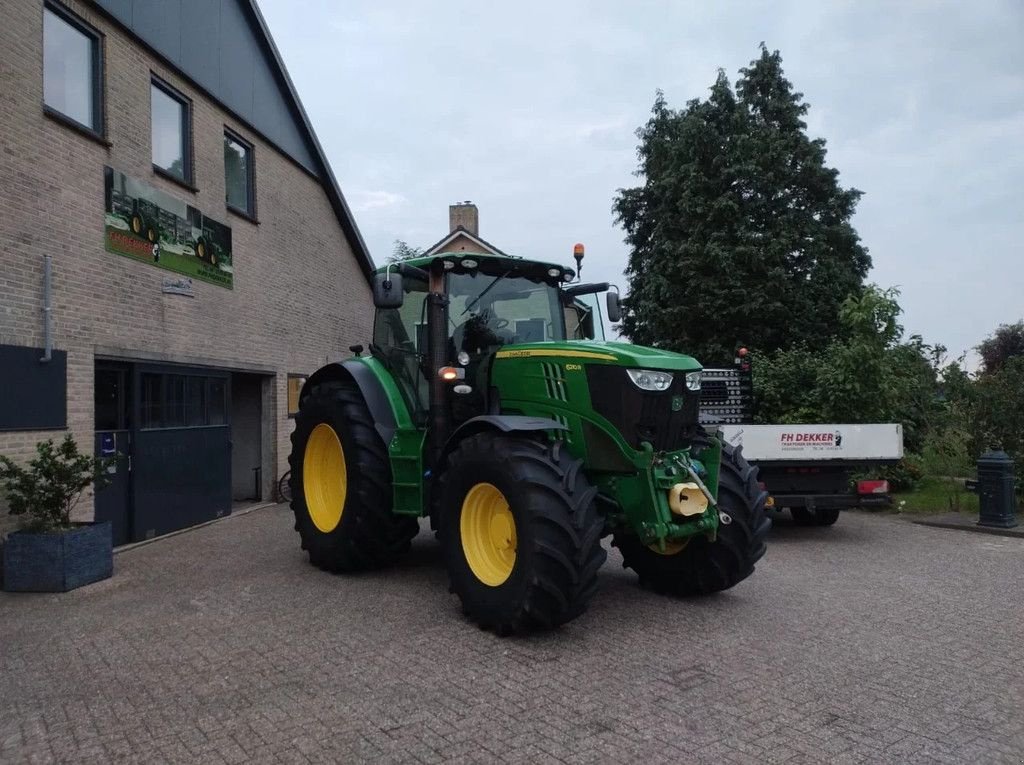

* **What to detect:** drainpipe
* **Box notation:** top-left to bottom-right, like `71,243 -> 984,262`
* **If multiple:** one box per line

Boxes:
40,255 -> 52,363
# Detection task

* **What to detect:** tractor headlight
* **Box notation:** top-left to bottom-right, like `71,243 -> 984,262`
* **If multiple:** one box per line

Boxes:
627,369 -> 673,391
685,371 -> 702,392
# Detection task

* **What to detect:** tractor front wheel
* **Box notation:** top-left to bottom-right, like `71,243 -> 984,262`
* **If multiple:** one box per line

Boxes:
439,434 -> 606,635
613,438 -> 770,596
289,379 -> 418,571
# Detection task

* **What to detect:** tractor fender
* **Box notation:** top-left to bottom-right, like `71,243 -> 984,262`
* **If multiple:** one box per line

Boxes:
299,361 -> 399,446
438,415 -> 566,467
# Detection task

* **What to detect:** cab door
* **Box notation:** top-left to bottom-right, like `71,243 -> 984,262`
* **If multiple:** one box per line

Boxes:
371,277 -> 431,425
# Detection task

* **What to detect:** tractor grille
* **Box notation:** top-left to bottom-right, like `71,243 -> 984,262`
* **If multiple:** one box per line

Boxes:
540,362 -> 569,402
585,365 -> 700,452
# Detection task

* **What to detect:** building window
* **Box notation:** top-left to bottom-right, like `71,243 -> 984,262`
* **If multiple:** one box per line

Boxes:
151,78 -> 192,185
287,375 -> 306,417
224,130 -> 255,218
43,3 -> 103,134
140,373 -> 227,429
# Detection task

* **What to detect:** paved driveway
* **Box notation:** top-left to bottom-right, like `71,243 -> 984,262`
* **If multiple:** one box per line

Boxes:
2,508 -> 1023,764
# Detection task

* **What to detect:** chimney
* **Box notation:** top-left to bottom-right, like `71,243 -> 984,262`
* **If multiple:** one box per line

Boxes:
449,201 -> 479,236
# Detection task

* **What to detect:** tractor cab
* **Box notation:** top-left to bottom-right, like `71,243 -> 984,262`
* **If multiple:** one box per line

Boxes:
369,252 -> 620,428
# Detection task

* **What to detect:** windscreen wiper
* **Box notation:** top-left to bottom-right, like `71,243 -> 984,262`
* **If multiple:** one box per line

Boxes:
461,270 -> 511,316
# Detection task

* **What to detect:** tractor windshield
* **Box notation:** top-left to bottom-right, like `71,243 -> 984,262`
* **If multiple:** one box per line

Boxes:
448,272 -> 565,352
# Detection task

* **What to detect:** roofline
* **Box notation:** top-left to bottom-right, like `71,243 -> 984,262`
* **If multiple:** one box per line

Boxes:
246,0 -> 376,284
423,226 -> 508,257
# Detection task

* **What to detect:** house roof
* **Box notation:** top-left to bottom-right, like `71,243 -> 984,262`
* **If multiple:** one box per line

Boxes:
422,226 -> 509,257
245,1 -> 375,283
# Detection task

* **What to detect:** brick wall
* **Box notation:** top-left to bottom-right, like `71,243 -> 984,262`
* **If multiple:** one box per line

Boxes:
0,0 -> 374,536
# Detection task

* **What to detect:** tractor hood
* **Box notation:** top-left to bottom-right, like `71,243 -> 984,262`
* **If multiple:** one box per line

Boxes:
493,341 -> 702,371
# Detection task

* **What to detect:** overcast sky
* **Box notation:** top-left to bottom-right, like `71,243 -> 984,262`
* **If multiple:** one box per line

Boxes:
260,0 -> 1023,363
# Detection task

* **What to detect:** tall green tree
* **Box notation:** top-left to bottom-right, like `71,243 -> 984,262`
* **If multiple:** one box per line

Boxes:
615,46 -> 871,364
387,239 -> 424,263
976,320 -> 1024,373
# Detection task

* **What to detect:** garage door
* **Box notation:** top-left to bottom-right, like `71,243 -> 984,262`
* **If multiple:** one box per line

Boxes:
130,365 -> 232,541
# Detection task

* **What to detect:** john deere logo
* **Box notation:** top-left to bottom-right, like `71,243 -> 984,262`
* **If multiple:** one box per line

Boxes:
671,395 -> 684,412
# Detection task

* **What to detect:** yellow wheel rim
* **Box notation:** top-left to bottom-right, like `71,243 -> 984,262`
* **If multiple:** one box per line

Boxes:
460,482 -> 516,586
303,423 -> 347,533
132,218 -> 141,234
649,538 -> 689,556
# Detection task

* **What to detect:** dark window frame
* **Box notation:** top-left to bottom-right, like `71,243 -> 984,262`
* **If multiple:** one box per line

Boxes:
140,372 -> 227,431
42,1 -> 106,140
94,364 -> 131,431
150,74 -> 195,189
224,127 -> 258,222
287,374 -> 307,418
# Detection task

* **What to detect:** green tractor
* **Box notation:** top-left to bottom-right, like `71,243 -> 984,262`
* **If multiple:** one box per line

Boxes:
289,250 -> 769,634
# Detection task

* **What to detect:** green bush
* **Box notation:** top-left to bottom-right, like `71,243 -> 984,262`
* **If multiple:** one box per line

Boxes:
0,436 -> 113,533
921,419 -> 974,479
880,455 -> 925,492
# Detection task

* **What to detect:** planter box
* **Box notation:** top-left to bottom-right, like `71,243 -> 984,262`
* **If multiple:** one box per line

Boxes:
2,522 -> 112,592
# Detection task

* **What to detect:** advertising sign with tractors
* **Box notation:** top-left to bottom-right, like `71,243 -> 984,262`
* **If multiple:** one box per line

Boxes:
103,166 -> 233,289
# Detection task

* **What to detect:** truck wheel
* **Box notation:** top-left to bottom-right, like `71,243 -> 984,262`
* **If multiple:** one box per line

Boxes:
439,434 -> 606,635
791,507 -> 841,526
289,379 -> 418,572
612,438 -> 770,596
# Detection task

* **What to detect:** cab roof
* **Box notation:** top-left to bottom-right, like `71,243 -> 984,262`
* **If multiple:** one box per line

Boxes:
375,252 -> 575,282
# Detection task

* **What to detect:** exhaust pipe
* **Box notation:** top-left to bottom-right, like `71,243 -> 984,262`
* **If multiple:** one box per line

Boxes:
426,262 -> 452,465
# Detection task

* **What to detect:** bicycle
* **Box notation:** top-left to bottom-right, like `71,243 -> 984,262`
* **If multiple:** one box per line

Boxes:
276,470 -> 292,504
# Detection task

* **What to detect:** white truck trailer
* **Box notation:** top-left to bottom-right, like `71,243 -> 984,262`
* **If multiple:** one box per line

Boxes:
701,353 -> 904,526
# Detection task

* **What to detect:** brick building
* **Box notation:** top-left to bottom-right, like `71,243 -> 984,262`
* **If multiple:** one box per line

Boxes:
0,0 -> 374,543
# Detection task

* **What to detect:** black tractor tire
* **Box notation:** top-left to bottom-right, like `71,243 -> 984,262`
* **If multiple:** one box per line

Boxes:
791,507 -> 841,527
131,214 -> 143,236
612,437 -> 770,597
439,433 -> 606,635
289,379 -> 418,572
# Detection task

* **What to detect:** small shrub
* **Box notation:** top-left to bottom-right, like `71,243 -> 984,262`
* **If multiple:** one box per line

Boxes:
881,454 -> 925,492
0,436 -> 113,533
922,425 -> 974,480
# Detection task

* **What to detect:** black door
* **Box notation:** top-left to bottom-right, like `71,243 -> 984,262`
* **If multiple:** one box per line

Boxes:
94,364 -> 132,546
130,365 -> 232,541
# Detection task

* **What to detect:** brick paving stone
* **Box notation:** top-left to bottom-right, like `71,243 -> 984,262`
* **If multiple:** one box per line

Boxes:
2,507 -> 1024,763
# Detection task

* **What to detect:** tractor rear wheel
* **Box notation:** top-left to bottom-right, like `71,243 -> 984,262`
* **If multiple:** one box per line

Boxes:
791,507 -> 841,526
289,379 -> 418,572
612,437 -> 770,596
439,433 -> 606,635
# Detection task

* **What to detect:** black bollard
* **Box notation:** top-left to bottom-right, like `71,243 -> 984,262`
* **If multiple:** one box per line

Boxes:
976,450 -> 1018,529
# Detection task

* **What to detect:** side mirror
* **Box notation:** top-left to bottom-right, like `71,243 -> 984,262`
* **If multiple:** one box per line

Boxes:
606,290 -> 622,323
373,271 -> 404,309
